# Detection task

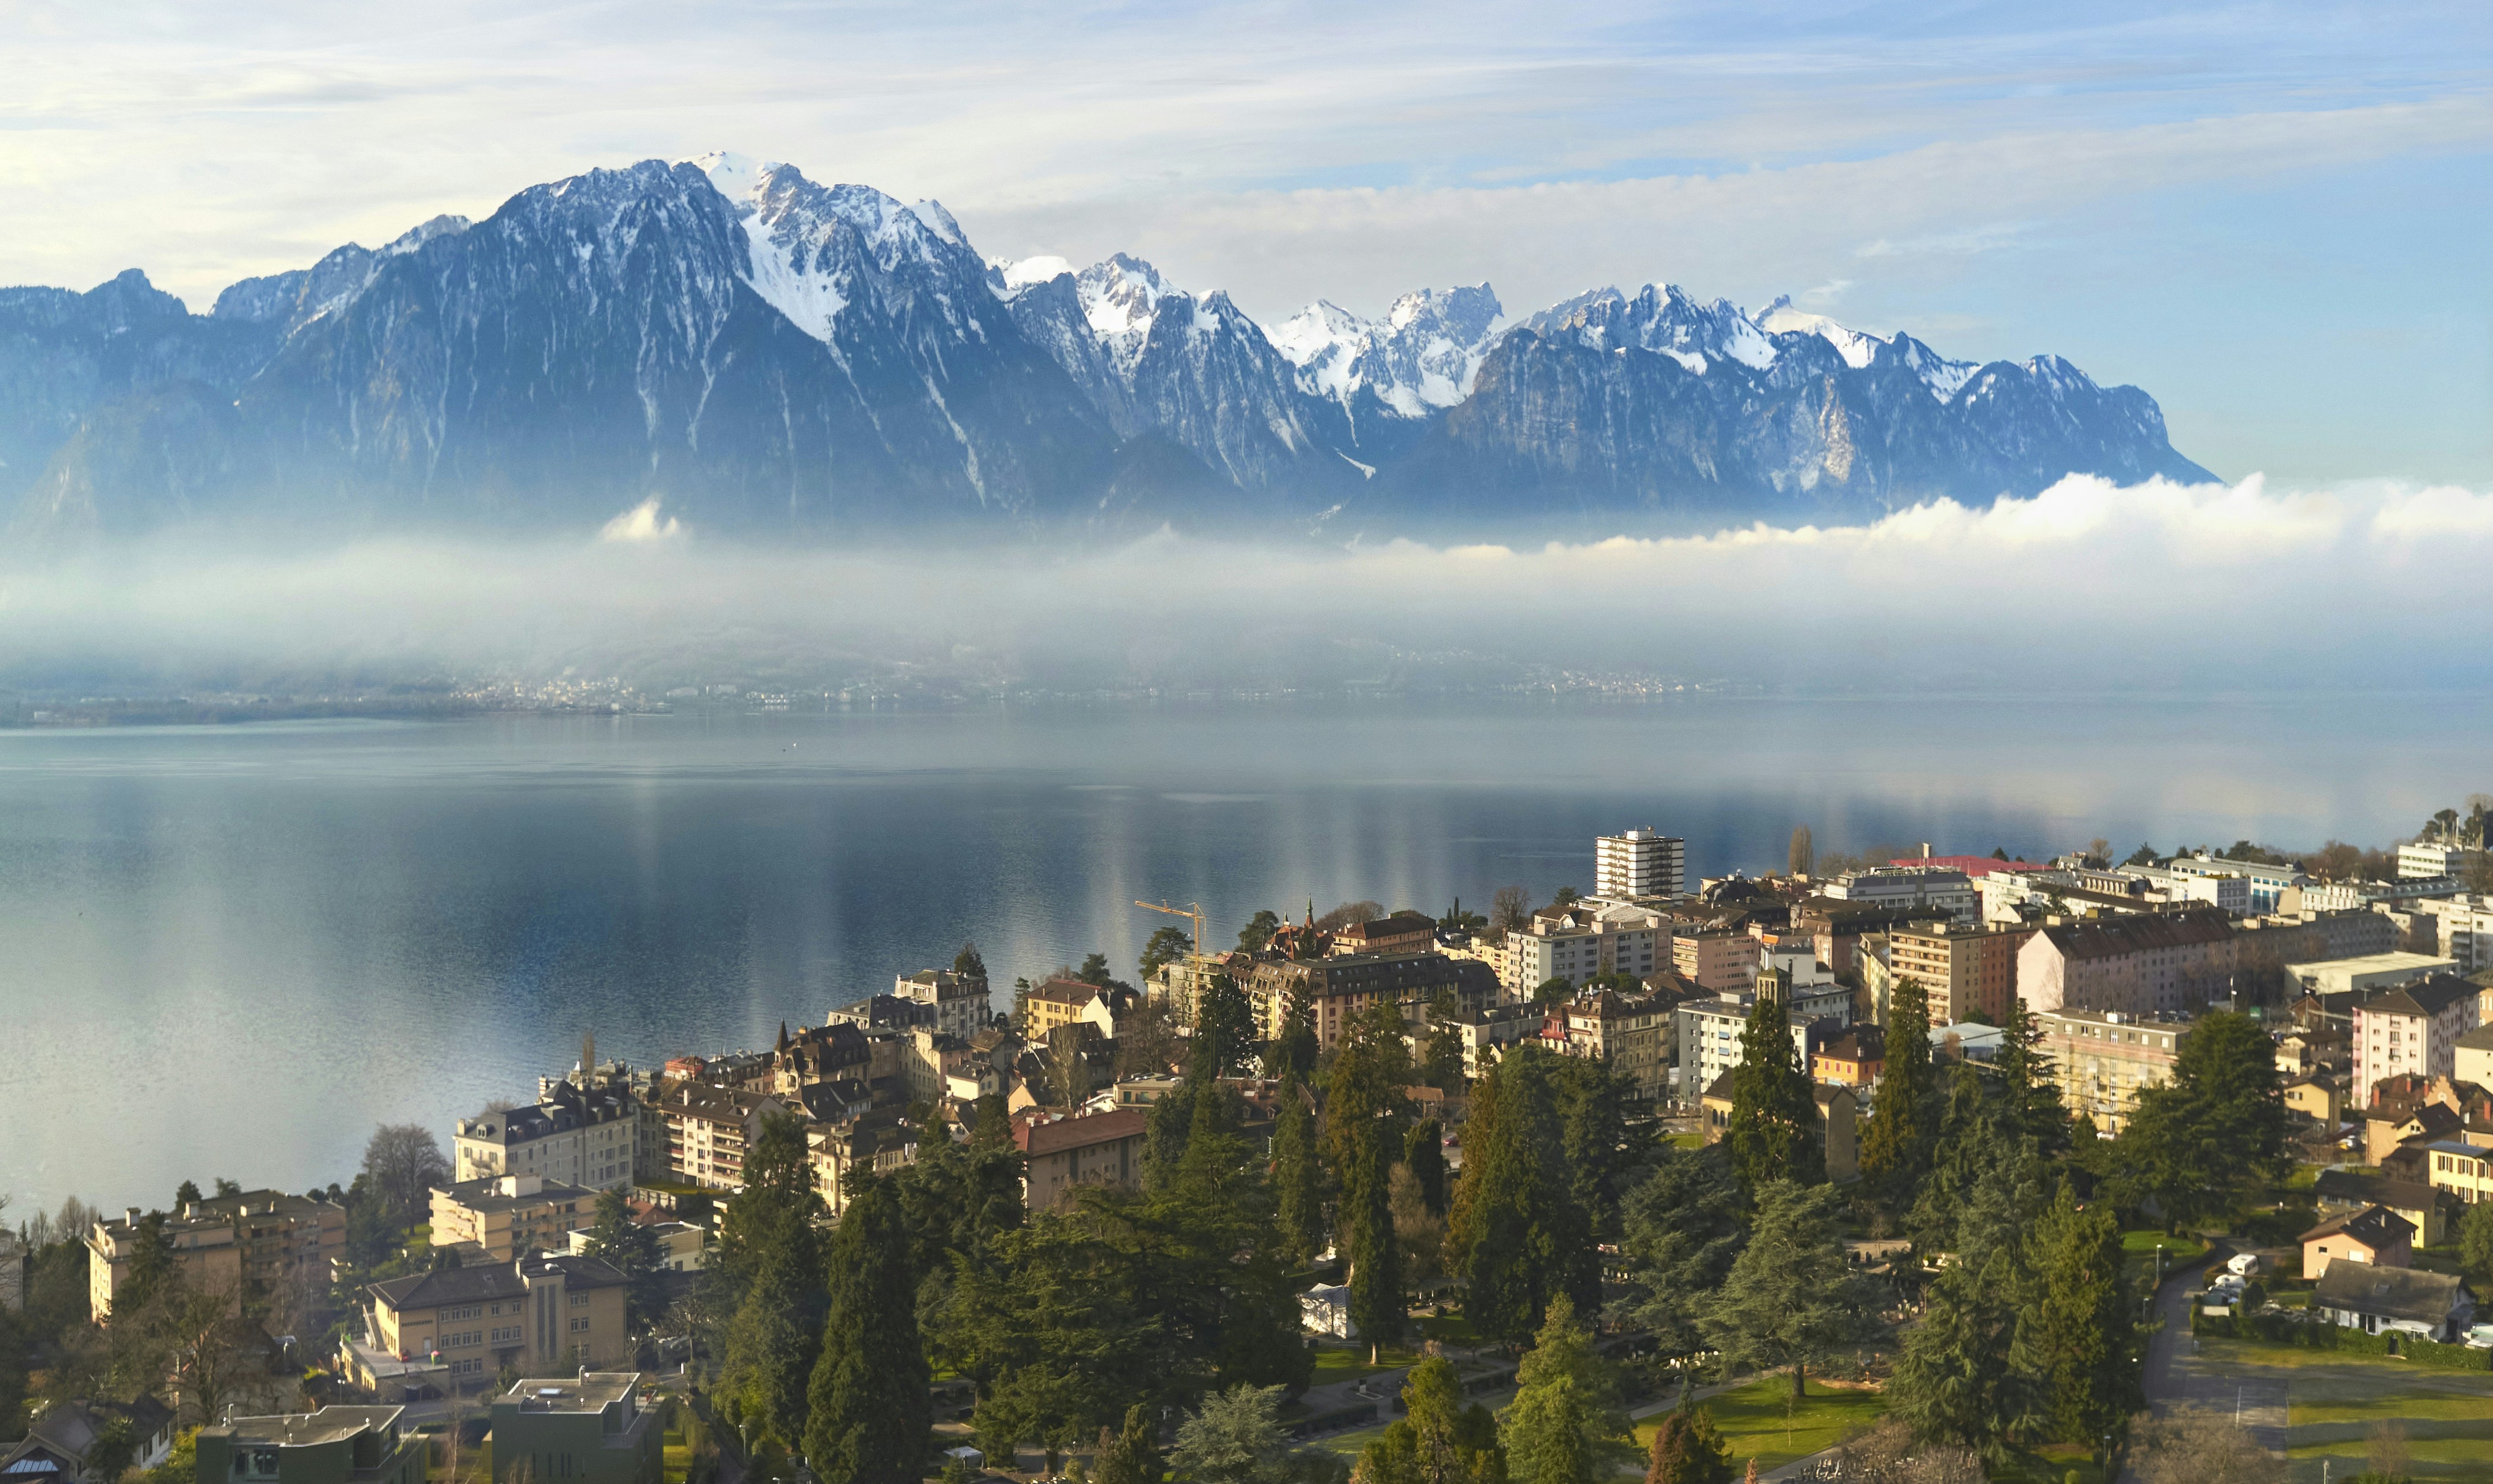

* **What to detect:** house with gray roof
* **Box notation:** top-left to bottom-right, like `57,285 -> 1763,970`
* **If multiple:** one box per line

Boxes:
2313,1262 -> 2474,1342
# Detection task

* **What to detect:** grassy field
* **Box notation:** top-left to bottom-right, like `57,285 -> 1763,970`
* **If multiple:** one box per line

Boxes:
1308,1343 -> 1421,1381
662,1431 -> 690,1484
2121,1231 -> 2207,1261
2286,1437 -> 2493,1480
1632,1378 -> 1886,1476
1412,1312 -> 1483,1347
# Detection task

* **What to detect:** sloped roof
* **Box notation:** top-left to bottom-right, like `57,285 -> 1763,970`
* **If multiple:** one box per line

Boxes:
2361,975 -> 2480,1019
2035,911 -> 2234,960
1015,1108 -> 1147,1157
2299,1203 -> 2414,1251
2313,1262 -> 2470,1324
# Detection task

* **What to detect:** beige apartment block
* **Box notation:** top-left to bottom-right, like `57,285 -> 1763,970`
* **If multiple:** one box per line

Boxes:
429,1175 -> 598,1262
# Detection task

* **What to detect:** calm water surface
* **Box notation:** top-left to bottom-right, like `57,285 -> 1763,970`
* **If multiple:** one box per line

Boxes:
2,694 -> 2483,1212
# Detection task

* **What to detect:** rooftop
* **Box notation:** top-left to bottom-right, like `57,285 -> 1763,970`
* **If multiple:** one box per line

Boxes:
1015,1108 -> 1148,1157
2358,975 -> 2481,1019
210,1407 -> 405,1448
2291,951 -> 2460,977
432,1175 -> 595,1213
497,1374 -> 640,1412
2312,1262 -> 2470,1324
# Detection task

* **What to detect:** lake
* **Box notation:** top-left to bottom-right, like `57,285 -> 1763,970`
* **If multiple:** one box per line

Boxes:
2,692 -> 2482,1214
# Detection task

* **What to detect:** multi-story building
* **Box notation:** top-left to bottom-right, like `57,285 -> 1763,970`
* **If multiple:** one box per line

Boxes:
1147,950 -> 1253,1032
453,1079 -> 639,1191
1013,1109 -> 1148,1212
2034,1009 -> 2193,1133
2118,865 -> 2251,915
2402,895 -> 2493,972
2400,842 -> 2483,881
1674,976 -> 1855,1108
1886,923 -> 2037,1025
2161,854 -> 2307,914
168,1188 -> 345,1303
2352,976 -> 2482,1099
2285,952 -> 2459,999
2015,911 -> 2237,1017
1328,912 -> 1441,957
487,1374 -> 662,1484
1498,901 -> 1669,995
645,1083 -> 792,1191
1673,925 -> 1759,994
806,1115 -> 920,1220
1243,953 -> 1501,1052
2424,1141 -> 2493,1206
364,1252 -> 630,1385
892,968 -> 991,1039
824,993 -> 936,1032
1439,1003 -> 1545,1077
1021,978 -> 1117,1039
2238,909 -> 2400,966
1821,868 -> 1979,922
194,1407 -> 423,1484
1810,1027 -> 1885,1087
763,1020 -> 877,1097
86,1207 -> 242,1324
1596,828 -> 1685,899
1549,990 -> 1670,1101
428,1176 -> 598,1262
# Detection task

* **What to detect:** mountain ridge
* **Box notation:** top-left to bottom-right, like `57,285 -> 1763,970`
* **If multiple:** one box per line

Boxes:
0,153 -> 2217,546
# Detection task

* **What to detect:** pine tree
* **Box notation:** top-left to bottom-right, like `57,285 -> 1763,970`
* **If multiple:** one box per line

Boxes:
1353,1356 -> 1501,1484
718,1114 -> 827,1444
1698,1181 -> 1872,1403
1094,1406 -> 1162,1484
1726,993 -> 1822,1190
1144,1076 -> 1201,1192
1265,986 -> 1318,1080
1905,1066 -> 1998,1260
2024,1184 -> 2140,1448
1422,988 -> 1468,1092
1642,1407 -> 1731,1484
1888,1158 -> 2045,1461
1502,1298 -> 1632,1484
1858,976 -> 1936,1199
1272,1074 -> 1325,1263
804,1178 -> 929,1484
1995,1001 -> 2070,1155
1195,978 -> 1258,1079
582,1185 -> 668,1331
1615,1143 -> 1747,1358
1448,1047 -> 1591,1345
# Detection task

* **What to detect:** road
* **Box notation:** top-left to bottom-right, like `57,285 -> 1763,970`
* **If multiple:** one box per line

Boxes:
2122,1238 -> 2288,1479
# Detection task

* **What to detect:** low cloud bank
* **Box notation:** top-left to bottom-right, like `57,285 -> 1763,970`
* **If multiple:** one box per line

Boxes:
1,473 -> 2485,696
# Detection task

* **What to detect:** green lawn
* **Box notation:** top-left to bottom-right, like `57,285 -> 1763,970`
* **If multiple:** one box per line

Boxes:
2287,1438 -> 2493,1480
1309,1343 -> 1421,1382
1412,1313 -> 1482,1348
662,1432 -> 690,1484
1633,1378 -> 1886,1475
2120,1231 -> 2206,1261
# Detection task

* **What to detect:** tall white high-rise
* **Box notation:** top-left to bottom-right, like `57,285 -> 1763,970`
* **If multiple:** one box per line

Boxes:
1596,827 -> 1685,899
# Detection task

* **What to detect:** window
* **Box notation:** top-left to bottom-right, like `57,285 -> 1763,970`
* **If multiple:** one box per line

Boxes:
570,1315 -> 591,1333
570,1291 -> 591,1308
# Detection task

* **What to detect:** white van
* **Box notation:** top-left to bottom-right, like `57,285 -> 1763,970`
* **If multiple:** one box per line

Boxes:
2226,1253 -> 2261,1277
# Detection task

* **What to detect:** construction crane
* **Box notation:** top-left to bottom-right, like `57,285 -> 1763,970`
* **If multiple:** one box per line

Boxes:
1134,899 -> 1209,960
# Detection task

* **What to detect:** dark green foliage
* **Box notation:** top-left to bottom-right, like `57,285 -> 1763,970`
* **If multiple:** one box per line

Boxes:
1194,978 -> 1258,1080
2025,1184 -> 2141,1447
119,1212 -> 177,1316
581,1186 -> 668,1331
2123,844 -> 2158,867
2462,1200 -> 2493,1290
955,941 -> 989,982
717,1115 -> 827,1444
1353,1358 -> 1503,1484
2111,1010 -> 2289,1230
1272,1075 -> 1326,1263
1404,1120 -> 1447,1218
1146,1076 -> 1203,1192
1858,976 -> 1936,1204
1547,1055 -> 1635,1241
173,1181 -> 201,1207
1141,927 -> 1194,983
804,1178 -> 930,1484
1448,1047 -> 1596,1345
1613,1143 -> 1747,1357
1265,987 -> 1318,1080
1421,988 -> 1468,1092
1996,1001 -> 2070,1155
1905,1066 -> 2000,1260
1727,994 -> 1822,1190
1076,952 -> 1117,988
1640,1406 -> 1731,1484
1502,1298 -> 1634,1484
1532,977 -> 1574,1006
1326,1003 -> 1410,1345
1698,1181 -> 1877,1401
1094,1405 -> 1164,1484
1237,911 -> 1282,954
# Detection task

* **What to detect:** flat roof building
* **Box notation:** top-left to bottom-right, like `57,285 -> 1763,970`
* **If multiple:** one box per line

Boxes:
1596,829 -> 1685,899
488,1374 -> 661,1484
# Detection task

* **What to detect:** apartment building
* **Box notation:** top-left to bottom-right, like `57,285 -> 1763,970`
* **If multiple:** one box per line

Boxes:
1013,1109 -> 1147,1212
1147,951 -> 1254,1032
1810,1027 -> 1885,1087
364,1252 -> 630,1384
1498,900 -> 1669,995
168,1188 -> 345,1301
2015,911 -> 2237,1017
1887,923 -> 2037,1025
2352,976 -> 2482,1099
2400,842 -> 2484,881
2118,865 -> 2251,915
1243,953 -> 1501,1052
453,1079 -> 639,1191
1673,925 -> 1759,994
488,1374 -> 662,1484
2161,854 -> 2307,914
1440,1003 -> 1546,1077
1328,912 -> 1440,957
892,968 -> 991,1039
1821,867 -> 1980,922
2034,1009 -> 2193,1134
1596,827 -> 1685,898
1674,979 -> 1854,1108
1022,978 -> 1118,1039
427,1175 -> 597,1262
194,1407 -> 423,1484
2403,896 -> 2493,972
2288,952 -> 2461,999
765,1020 -> 876,1097
645,1082 -> 792,1191
85,1207 -> 242,1323
2424,1141 -> 2493,1206
1549,990 -> 1670,1101
806,1115 -> 919,1219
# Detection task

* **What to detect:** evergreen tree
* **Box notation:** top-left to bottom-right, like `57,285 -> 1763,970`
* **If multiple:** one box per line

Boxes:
1726,994 -> 1822,1190
1614,1143 -> 1747,1358
2115,1010 -> 2289,1231
2024,1184 -> 2141,1449
717,1115 -> 828,1444
119,1211 -> 177,1316
1264,986 -> 1317,1080
1236,911 -> 1283,954
1641,1406 -> 1731,1484
1548,1055 -> 1634,1242
1273,1074 -> 1326,1263
1698,1182 -> 1873,1403
1857,977 -> 1937,1200
1195,978 -> 1258,1080
582,1185 -> 669,1331
1447,1048 -> 1593,1345
1503,1296 -> 1633,1484
1353,1356 -> 1501,1484
1404,1120 -> 1448,1218
1172,1384 -> 1291,1484
1421,989 -> 1468,1092
1889,1152 -> 2045,1461
1141,927 -> 1194,984
804,1178 -> 930,1484
1995,1001 -> 2070,1155
2463,1201 -> 2493,1291
1095,1406 -> 1164,1484
1904,1066 -> 1999,1260
173,1181 -> 202,1207
1145,1076 -> 1203,1192
954,941 -> 988,984
1327,1004 -> 1410,1346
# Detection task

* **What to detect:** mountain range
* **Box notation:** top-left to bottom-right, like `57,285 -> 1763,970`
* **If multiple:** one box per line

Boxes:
0,153 -> 2215,546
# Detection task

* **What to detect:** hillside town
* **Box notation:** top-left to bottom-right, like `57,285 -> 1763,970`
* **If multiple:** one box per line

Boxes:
14,807 -> 2493,1484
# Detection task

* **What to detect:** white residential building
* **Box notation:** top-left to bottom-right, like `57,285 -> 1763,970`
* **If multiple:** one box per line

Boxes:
893,969 -> 991,1039
1498,900 -> 1670,994
1596,828 -> 1685,899
2352,977 -> 2481,1098
2162,855 -> 2307,914
1822,867 -> 1980,922
2119,865 -> 2251,915
2399,843 -> 2479,881
453,1082 -> 640,1191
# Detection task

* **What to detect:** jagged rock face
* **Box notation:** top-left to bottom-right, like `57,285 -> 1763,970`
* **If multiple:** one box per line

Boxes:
2,153 -> 2216,544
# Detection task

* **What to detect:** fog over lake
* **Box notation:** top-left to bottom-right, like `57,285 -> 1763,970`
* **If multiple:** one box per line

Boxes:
1,693 -> 2482,1213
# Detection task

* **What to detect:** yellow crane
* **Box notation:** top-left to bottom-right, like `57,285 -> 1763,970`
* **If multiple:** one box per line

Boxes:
1134,899 -> 1209,960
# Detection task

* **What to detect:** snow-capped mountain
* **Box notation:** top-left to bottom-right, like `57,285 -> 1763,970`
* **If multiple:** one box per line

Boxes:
1,151 -> 2216,544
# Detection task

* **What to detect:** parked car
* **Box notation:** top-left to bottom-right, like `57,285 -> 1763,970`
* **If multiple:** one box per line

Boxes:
2226,1253 -> 2262,1277
2466,1324 -> 2493,1350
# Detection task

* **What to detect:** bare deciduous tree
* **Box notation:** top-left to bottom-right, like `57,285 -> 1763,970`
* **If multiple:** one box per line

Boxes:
361,1123 -> 451,1225
1313,900 -> 1385,931
2131,1409 -> 2283,1484
1490,885 -> 1532,934
1788,826 -> 1815,879
161,1282 -> 266,1426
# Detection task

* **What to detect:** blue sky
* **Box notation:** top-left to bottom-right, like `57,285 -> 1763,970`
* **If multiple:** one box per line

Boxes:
5,0 -> 2487,482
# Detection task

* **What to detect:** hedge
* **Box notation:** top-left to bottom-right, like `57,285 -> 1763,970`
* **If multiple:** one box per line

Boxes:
2192,1310 -> 2489,1371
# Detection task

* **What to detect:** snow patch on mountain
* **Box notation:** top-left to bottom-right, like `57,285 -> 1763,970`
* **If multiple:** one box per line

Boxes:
1274,284 -> 1504,418
692,150 -> 976,347
1530,285 -> 1774,376
1755,294 -> 1980,401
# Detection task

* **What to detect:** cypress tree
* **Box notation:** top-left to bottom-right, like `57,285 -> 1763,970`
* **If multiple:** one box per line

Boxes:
1448,1047 -> 1585,1345
1421,988 -> 1468,1092
1144,1073 -> 1201,1191
1093,1405 -> 1162,1484
1273,1074 -> 1325,1263
1266,986 -> 1318,1080
1726,992 -> 1822,1190
2024,1184 -> 2140,1448
718,1114 -> 828,1444
804,1178 -> 929,1484
1195,977 -> 1258,1079
1858,976 -> 1936,1198
1404,1119 -> 1447,1217
1327,1003 -> 1409,1346
1905,1066 -> 1999,1259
